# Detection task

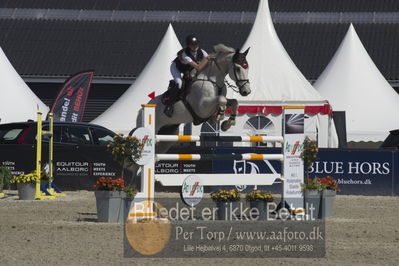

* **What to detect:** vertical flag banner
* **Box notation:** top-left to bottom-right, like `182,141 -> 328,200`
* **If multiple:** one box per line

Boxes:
283,107 -> 305,210
50,71 -> 94,122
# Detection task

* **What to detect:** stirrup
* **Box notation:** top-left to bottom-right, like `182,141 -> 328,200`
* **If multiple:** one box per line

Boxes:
164,105 -> 174,117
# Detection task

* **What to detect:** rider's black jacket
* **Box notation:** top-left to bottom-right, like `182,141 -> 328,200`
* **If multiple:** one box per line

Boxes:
174,47 -> 204,73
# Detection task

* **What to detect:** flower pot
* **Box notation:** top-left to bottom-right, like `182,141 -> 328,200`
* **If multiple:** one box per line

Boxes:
95,191 -> 126,223
216,201 -> 239,220
249,200 -> 272,220
17,182 -> 36,200
124,197 -> 134,222
304,189 -> 321,220
320,190 -> 336,219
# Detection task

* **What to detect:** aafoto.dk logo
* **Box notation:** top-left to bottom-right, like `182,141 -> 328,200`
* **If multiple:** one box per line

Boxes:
285,141 -> 303,155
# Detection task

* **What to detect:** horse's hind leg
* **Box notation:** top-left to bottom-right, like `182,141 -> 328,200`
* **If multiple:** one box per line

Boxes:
221,98 -> 238,131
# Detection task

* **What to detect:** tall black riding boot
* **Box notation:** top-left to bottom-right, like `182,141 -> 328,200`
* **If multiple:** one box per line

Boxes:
164,86 -> 180,117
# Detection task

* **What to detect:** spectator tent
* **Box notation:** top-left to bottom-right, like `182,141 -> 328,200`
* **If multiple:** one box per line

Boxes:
92,24 -> 182,134
193,0 -> 337,147
0,47 -> 48,124
314,24 -> 399,146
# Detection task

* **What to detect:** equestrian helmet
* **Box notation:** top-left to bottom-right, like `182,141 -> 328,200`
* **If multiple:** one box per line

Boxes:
185,34 -> 199,46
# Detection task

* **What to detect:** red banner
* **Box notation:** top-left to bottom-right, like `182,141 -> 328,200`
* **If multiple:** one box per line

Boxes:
50,71 -> 93,122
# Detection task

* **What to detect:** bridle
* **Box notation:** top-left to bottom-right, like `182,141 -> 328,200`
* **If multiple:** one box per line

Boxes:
209,54 -> 250,95
231,61 -> 250,94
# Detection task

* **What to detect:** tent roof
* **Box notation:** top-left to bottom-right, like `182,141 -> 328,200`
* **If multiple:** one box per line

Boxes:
0,47 -> 48,124
227,0 -> 326,105
314,24 -> 399,142
91,24 -> 182,133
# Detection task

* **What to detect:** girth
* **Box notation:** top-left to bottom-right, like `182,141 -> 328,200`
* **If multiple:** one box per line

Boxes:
182,78 -> 224,125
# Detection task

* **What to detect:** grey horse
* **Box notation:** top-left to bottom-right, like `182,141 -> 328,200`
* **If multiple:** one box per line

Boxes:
137,44 -> 251,154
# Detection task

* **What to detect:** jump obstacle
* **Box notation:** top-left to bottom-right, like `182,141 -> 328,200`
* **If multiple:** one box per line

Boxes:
130,104 -> 304,218
35,111 -> 65,199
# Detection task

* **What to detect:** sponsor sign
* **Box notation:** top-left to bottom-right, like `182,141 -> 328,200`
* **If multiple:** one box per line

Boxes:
50,72 -> 93,122
1,144 -> 398,195
181,175 -> 204,206
309,149 -> 396,196
212,148 -> 398,196
212,148 -> 282,193
131,127 -> 155,166
0,144 -> 121,190
283,108 -> 305,209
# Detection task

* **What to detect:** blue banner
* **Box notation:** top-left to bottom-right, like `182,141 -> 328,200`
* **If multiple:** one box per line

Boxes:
212,148 -> 283,193
309,149 -> 395,196
212,148 -> 398,196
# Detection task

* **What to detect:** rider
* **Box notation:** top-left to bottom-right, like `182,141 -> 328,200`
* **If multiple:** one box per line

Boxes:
164,34 -> 211,117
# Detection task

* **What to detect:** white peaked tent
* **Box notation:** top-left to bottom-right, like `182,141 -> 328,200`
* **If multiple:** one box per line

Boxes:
229,0 -> 325,104
0,47 -> 48,123
314,24 -> 399,143
196,0 -> 336,147
92,24 -> 182,134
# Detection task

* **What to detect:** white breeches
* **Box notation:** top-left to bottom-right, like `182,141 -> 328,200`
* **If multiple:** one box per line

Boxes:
170,62 -> 183,89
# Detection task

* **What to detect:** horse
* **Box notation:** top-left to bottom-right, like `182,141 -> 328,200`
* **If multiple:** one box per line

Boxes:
137,44 -> 251,154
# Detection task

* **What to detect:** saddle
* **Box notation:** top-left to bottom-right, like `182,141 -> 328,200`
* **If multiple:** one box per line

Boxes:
162,76 -> 192,106
162,75 -> 209,125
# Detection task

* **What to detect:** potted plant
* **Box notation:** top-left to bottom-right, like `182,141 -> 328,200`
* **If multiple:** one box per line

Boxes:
300,137 -> 319,180
302,178 -> 324,219
107,134 -> 141,180
0,166 -> 12,197
10,171 -> 40,200
246,190 -> 274,220
93,177 -> 126,223
210,188 -> 241,220
123,185 -> 138,221
319,176 -> 340,219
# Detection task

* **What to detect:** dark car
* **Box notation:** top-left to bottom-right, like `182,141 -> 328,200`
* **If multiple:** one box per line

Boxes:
0,121 -> 116,145
380,129 -> 399,149
0,121 -> 120,190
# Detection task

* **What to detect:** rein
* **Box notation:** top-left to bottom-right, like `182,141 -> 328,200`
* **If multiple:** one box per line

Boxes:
212,57 -> 249,94
193,59 -> 224,95
192,54 -> 249,95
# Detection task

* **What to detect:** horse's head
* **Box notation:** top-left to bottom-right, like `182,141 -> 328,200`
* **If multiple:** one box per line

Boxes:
230,48 -> 251,96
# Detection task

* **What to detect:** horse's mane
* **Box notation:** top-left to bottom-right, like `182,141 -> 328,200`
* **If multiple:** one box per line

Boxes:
213,44 -> 236,55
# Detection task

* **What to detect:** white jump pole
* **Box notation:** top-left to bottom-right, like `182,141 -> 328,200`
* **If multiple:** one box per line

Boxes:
130,104 -> 157,219
130,104 -> 305,218
155,135 -> 284,143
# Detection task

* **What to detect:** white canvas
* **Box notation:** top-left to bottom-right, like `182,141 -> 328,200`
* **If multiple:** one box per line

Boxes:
0,47 -> 48,123
227,0 -> 326,105
92,24 -> 182,134
314,24 -> 399,142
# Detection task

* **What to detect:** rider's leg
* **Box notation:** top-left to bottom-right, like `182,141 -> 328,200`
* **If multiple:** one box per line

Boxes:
170,62 -> 183,89
165,63 -> 183,117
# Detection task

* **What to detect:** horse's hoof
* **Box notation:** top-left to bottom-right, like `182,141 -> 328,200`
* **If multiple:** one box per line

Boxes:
221,121 -> 230,131
163,106 -> 174,117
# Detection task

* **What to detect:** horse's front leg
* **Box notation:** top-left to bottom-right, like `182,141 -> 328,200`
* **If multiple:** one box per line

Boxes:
221,98 -> 238,131
214,95 -> 227,121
